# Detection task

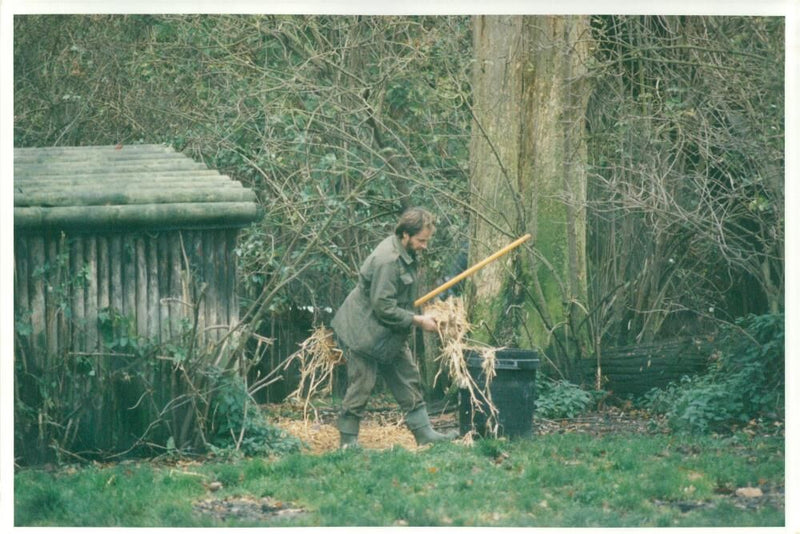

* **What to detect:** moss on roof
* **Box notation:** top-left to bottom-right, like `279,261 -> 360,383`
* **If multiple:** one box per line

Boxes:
14,144 -> 260,231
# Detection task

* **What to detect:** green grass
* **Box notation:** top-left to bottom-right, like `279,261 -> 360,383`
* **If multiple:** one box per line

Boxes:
15,431 -> 784,527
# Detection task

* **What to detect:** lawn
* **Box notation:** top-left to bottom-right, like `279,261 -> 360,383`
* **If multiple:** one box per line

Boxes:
14,410 -> 784,528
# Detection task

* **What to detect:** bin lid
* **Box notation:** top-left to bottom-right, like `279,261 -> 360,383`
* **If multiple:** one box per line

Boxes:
465,349 -> 540,370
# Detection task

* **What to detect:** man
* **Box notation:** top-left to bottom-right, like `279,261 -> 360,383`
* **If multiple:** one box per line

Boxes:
331,207 -> 459,448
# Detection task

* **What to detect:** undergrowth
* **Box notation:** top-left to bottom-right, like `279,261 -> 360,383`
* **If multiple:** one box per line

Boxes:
207,375 -> 303,457
641,313 -> 784,434
534,378 -> 597,419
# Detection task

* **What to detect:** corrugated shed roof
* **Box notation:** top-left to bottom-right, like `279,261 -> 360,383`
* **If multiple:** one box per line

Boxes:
14,144 -> 260,232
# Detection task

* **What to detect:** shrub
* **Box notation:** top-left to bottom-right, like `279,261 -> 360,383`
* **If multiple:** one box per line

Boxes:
642,313 -> 784,433
208,374 -> 303,457
535,378 -> 595,419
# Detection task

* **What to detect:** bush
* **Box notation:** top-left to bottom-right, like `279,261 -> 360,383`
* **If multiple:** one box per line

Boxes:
16,293 -> 302,464
535,379 -> 595,419
642,313 -> 784,433
208,375 -> 303,457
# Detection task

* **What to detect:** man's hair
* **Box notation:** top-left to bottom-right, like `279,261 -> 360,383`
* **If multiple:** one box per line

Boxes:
395,207 -> 436,238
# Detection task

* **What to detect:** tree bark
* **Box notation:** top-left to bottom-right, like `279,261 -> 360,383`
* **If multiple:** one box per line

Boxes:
469,15 -> 592,378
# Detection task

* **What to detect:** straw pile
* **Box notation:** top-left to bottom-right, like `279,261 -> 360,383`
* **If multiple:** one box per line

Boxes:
273,417 -> 418,454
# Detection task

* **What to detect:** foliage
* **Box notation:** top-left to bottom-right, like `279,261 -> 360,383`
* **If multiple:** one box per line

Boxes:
207,374 -> 303,457
95,304 -> 302,459
13,15 -> 474,322
14,243 -> 102,464
535,379 -> 596,419
586,16 -> 784,346
11,15 -> 471,463
642,313 -> 784,434
13,260 -> 298,464
14,432 -> 784,527
12,14 -> 784,395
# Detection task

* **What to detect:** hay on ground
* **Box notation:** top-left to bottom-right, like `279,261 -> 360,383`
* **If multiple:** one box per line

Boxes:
272,406 -> 468,453
273,417 -> 418,454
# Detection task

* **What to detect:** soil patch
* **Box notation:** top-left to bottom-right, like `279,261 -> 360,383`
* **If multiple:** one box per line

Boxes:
653,482 -> 784,514
534,407 -> 668,436
193,495 -> 307,524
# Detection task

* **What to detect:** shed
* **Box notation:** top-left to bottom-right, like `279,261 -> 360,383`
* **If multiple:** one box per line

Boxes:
14,144 -> 261,461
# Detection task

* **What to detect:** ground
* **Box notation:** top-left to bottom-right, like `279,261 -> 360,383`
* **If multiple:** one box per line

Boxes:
271,401 -> 442,454
190,402 -> 784,525
269,400 -> 662,454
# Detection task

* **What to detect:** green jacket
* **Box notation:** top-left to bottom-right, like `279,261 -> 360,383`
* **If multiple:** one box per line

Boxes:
331,234 -> 418,362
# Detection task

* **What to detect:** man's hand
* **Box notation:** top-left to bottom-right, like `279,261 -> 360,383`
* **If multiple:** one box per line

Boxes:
412,314 -> 438,332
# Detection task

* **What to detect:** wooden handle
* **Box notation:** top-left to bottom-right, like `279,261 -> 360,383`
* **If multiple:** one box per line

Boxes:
414,233 -> 531,307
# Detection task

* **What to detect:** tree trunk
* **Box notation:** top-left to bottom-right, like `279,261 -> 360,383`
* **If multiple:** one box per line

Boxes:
469,15 -> 592,378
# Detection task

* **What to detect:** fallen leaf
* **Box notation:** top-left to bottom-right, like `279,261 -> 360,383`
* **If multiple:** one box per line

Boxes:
735,487 -> 763,498
493,452 -> 510,465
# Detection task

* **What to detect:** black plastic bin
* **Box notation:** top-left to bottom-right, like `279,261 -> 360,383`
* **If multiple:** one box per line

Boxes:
458,348 -> 540,439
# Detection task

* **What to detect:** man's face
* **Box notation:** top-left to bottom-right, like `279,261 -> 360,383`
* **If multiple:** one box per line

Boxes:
401,227 -> 433,254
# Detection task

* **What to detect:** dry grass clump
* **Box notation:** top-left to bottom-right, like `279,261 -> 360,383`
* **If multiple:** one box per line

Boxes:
282,326 -> 343,419
424,296 -> 500,437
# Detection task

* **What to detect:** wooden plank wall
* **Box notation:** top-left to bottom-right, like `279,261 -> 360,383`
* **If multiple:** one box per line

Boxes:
578,337 -> 711,397
15,228 -> 240,361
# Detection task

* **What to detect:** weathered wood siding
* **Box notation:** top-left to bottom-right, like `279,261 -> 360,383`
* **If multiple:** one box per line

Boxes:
14,228 -> 240,358
578,337 -> 712,397
14,145 -> 260,463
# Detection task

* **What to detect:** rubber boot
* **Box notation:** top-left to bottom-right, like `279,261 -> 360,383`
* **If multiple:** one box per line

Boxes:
406,406 -> 459,446
337,413 -> 360,449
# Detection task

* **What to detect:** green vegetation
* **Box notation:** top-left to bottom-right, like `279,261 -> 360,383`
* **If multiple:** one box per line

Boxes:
14,15 -> 784,351
15,430 -> 783,527
642,313 -> 784,434
535,378 -> 597,419
16,287 -> 301,464
206,375 -> 304,457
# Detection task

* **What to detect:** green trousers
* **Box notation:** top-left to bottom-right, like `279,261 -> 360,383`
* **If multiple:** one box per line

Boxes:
340,342 -> 425,419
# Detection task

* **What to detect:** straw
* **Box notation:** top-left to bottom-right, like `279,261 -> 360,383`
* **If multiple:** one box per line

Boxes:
424,296 -> 500,438
283,326 -> 344,420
